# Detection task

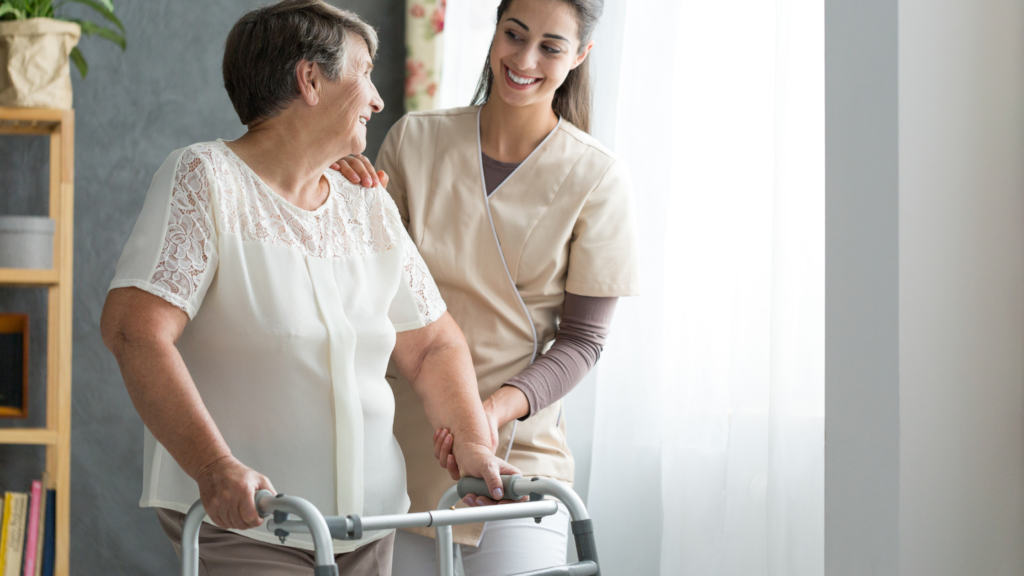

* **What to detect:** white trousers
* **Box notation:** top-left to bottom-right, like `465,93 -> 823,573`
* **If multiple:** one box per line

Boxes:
391,503 -> 571,576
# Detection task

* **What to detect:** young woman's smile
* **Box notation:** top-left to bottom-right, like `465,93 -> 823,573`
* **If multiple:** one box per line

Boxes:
502,63 -> 544,90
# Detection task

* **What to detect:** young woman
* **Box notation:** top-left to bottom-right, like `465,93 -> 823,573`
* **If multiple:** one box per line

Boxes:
336,0 -> 638,573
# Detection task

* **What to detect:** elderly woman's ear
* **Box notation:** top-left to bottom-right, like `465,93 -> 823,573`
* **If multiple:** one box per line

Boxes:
296,60 -> 324,106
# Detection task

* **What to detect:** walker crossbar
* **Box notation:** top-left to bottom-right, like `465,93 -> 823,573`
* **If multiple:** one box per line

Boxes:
180,475 -> 600,576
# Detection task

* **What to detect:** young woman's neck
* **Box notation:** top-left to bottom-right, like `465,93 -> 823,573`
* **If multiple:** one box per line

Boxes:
479,96 -> 560,164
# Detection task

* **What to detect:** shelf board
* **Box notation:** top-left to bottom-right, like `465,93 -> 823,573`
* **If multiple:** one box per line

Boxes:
0,268 -> 60,286
0,428 -> 58,445
0,107 -> 63,136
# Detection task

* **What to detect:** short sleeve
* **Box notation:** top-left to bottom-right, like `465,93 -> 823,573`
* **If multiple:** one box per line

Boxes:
386,202 -> 446,332
108,147 -> 219,319
565,159 -> 642,297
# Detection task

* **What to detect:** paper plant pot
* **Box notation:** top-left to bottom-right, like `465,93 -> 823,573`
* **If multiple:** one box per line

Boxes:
0,18 -> 81,109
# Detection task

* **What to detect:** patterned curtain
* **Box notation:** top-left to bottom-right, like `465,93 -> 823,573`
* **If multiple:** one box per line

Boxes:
405,0 -> 445,111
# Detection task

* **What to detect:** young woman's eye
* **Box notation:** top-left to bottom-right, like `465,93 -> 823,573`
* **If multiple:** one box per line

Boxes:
543,45 -> 562,55
505,29 -> 522,42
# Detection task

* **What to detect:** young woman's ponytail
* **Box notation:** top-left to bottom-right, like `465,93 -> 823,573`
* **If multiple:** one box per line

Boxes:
472,0 -> 604,134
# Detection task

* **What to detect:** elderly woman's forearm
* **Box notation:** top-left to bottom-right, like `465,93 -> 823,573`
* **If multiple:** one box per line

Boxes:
113,338 -> 233,478
413,342 -> 492,447
101,289 -> 232,480
395,315 -> 492,449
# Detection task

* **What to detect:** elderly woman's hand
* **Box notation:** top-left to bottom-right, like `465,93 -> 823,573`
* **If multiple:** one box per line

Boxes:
195,455 -> 277,530
331,154 -> 389,188
434,430 -> 527,507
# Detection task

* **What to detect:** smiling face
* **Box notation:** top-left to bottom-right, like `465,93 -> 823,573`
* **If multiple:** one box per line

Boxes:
488,0 -> 591,110
319,36 -> 384,155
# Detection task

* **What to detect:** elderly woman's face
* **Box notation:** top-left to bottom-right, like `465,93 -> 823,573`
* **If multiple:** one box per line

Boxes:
321,37 -> 383,155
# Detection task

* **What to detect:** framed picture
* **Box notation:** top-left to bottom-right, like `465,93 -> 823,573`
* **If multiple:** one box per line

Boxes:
0,314 -> 29,418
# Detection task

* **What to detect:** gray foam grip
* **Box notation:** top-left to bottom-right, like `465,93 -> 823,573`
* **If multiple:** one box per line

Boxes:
457,474 -> 521,499
313,565 -> 339,576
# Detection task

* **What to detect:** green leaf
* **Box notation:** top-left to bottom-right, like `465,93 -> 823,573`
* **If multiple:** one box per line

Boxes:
69,46 -> 87,78
0,5 -> 27,19
64,0 -> 123,33
69,18 -> 125,50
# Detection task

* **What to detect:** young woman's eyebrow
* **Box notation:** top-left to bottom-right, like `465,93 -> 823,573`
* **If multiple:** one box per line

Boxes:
506,17 -> 529,30
504,17 -> 569,42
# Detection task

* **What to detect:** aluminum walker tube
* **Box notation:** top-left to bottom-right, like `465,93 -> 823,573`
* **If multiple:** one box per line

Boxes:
181,490 -> 338,576
436,475 -> 601,576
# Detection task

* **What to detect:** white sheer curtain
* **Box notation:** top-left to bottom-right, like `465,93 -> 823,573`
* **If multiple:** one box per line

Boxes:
438,0 -> 824,573
585,0 -> 824,575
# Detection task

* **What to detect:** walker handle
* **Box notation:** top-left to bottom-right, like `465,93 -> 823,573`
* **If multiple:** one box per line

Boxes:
457,474 -> 525,501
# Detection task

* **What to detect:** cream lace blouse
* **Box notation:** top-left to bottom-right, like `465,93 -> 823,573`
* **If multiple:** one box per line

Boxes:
109,140 -> 446,552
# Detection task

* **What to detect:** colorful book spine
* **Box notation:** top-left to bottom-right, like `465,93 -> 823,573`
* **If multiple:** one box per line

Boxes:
22,481 -> 42,576
2,492 -> 28,576
39,490 -> 55,576
33,473 -> 49,576
0,492 -> 11,574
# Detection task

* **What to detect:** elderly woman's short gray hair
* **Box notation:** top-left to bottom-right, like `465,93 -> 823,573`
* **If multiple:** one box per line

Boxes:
223,0 -> 379,125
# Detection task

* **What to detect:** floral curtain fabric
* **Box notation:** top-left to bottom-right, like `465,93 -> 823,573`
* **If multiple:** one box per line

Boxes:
405,0 -> 445,111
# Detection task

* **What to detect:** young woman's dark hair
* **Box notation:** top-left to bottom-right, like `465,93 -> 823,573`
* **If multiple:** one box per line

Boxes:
471,0 -> 604,133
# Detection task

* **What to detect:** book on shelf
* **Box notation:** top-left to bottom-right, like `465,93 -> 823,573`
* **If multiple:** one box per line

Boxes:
40,488 -> 55,576
23,480 -> 42,576
34,472 -> 49,576
1,491 -> 28,576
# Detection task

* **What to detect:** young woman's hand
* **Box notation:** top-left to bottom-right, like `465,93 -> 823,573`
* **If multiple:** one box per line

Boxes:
330,154 -> 389,188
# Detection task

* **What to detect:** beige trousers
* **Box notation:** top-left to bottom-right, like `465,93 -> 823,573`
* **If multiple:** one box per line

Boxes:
157,508 -> 394,576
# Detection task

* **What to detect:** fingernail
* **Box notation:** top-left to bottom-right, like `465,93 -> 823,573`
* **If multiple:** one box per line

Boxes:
493,488 -> 503,499
445,435 -> 452,444
476,498 -> 486,506
463,496 -> 473,505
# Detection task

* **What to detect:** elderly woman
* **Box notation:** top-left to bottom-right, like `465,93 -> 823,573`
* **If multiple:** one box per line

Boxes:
99,2 -> 515,574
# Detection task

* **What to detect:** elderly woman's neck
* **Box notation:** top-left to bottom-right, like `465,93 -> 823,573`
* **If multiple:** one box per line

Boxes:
224,122 -> 340,212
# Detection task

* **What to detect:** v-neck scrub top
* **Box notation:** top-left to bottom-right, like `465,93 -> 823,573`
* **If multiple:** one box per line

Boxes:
376,106 -> 641,545
109,141 -> 447,553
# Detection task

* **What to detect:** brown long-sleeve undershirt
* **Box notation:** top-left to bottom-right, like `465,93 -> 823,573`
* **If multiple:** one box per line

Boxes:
482,153 -> 619,419
505,293 -> 618,419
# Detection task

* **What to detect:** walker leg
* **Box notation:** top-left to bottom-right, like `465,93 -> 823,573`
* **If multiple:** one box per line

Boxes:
180,500 -> 207,576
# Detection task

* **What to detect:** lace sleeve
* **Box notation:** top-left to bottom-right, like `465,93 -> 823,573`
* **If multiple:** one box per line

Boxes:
146,149 -> 217,316
378,193 -> 445,327
400,226 -> 446,325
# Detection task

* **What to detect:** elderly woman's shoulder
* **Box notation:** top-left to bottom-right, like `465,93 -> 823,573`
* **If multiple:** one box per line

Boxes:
159,140 -> 236,171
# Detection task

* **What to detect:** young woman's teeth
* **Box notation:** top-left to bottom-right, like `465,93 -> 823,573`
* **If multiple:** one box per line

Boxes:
359,117 -> 367,125
507,68 -> 538,85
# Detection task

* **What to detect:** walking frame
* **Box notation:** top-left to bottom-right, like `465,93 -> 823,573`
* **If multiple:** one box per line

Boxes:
180,474 -> 600,576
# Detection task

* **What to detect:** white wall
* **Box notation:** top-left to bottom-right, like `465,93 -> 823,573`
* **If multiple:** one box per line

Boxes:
898,1 -> 1024,574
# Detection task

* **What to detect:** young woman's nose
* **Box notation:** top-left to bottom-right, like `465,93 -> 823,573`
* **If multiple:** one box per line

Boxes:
512,45 -> 540,74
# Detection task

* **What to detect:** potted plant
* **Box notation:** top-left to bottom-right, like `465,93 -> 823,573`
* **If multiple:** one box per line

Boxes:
0,0 -> 125,108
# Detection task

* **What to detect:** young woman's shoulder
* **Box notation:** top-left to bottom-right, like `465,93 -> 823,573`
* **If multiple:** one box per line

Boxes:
556,120 -> 617,163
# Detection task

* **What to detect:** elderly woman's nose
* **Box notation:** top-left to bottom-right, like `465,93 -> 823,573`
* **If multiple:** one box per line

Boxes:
370,85 -> 384,113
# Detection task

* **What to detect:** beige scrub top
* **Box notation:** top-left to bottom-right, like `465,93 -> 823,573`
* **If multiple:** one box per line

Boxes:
377,106 -> 640,545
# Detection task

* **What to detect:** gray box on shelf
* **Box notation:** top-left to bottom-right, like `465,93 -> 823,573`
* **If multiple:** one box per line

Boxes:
0,216 -> 55,269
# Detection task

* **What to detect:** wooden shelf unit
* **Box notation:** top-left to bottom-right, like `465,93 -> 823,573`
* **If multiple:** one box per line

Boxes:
0,106 -> 74,576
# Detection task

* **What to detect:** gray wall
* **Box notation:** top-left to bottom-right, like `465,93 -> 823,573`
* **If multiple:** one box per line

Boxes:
898,0 -> 1024,573
0,1 -> 405,573
824,0 -> 901,574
